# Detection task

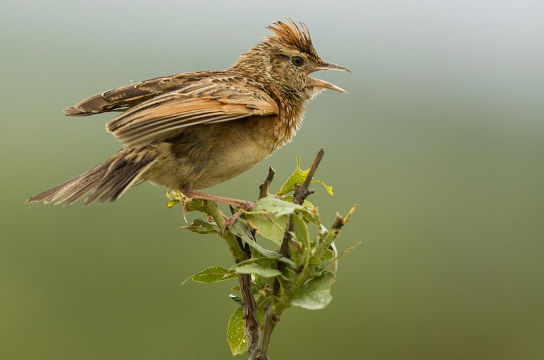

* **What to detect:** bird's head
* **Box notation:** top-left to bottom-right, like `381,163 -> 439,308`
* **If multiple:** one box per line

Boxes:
233,19 -> 350,100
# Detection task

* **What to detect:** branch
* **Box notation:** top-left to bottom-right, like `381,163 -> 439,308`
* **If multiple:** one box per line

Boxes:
202,201 -> 246,263
239,270 -> 259,355
244,167 -> 276,358
315,208 -> 354,258
253,148 -> 326,359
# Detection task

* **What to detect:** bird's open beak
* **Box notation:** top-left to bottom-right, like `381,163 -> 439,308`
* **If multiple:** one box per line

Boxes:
307,62 -> 351,94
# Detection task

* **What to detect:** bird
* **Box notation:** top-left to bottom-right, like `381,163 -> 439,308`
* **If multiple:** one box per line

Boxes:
27,19 -> 349,206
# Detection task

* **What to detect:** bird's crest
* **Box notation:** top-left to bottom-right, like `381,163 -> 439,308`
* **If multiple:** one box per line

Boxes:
266,19 -> 317,58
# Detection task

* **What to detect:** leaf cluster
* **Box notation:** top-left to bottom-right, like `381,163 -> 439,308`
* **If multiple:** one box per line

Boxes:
171,157 -> 357,357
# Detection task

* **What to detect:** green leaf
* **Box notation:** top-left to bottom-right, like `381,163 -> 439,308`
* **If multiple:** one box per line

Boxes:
228,221 -> 297,269
289,242 -> 303,268
311,179 -> 333,196
283,195 -> 315,210
227,306 -> 247,356
291,214 -> 310,248
323,249 -> 335,260
246,197 -> 308,246
308,256 -> 322,267
246,214 -> 288,246
229,294 -> 242,304
181,218 -> 218,234
277,157 -> 308,196
182,266 -> 237,285
228,221 -> 282,258
165,191 -> 207,212
276,157 -> 334,197
234,263 -> 281,278
166,191 -> 183,208
184,199 -> 207,213
252,196 -> 306,217
292,272 -> 335,310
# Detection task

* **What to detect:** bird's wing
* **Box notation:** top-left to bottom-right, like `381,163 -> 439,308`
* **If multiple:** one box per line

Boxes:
63,71 -> 222,116
106,78 -> 279,147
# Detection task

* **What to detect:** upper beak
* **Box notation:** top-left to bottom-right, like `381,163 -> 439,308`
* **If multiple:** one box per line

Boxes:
307,62 -> 351,94
311,62 -> 351,73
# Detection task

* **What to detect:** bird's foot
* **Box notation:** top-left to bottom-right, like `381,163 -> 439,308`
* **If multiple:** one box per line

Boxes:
223,201 -> 256,233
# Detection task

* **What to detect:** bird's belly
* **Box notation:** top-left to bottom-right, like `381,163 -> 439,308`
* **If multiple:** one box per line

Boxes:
192,143 -> 271,189
143,117 -> 284,190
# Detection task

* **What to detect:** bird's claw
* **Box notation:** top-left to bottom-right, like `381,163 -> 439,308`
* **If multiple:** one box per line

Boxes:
180,194 -> 193,223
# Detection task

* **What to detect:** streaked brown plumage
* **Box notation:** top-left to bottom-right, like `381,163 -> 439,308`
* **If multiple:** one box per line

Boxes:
27,19 -> 349,206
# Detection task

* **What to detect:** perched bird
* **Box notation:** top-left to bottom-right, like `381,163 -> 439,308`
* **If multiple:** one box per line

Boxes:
27,19 -> 349,206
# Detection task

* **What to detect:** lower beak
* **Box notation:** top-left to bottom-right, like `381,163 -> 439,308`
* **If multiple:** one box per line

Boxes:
307,62 -> 350,94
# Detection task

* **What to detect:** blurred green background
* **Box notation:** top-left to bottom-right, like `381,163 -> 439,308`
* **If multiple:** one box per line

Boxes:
1,0 -> 543,359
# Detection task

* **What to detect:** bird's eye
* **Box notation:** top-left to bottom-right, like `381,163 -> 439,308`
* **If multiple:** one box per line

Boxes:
291,56 -> 304,66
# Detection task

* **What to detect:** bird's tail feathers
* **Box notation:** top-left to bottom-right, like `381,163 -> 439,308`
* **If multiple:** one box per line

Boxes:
27,151 -> 156,205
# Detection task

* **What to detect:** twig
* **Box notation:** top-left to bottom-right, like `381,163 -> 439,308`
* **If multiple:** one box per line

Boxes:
259,167 -> 276,199
278,148 -> 324,259
293,148 -> 324,205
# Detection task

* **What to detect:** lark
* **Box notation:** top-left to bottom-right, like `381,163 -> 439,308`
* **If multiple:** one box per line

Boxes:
27,19 -> 349,206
